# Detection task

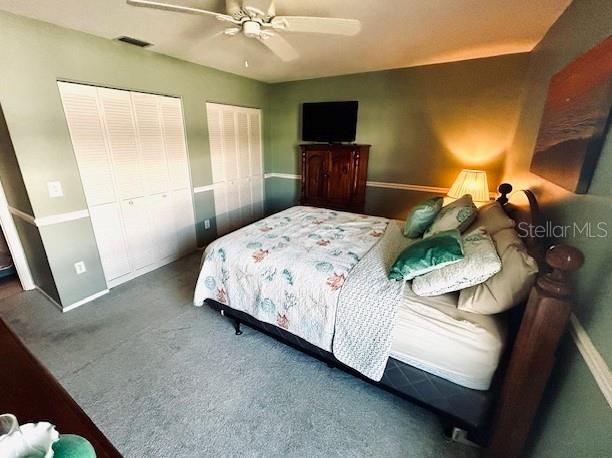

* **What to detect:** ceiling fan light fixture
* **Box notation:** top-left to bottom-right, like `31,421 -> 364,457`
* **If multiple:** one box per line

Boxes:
243,20 -> 262,38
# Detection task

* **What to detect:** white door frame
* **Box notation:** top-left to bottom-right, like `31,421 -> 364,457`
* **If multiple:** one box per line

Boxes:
0,178 -> 35,290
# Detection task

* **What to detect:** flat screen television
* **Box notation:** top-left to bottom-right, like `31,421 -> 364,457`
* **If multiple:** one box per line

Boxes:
302,101 -> 358,142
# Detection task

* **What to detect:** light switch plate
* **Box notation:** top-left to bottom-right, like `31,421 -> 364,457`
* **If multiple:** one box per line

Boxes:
47,181 -> 63,198
74,261 -> 86,275
204,219 -> 211,230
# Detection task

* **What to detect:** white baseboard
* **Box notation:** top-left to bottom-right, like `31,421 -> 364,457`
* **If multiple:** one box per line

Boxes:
569,314 -> 612,408
35,286 -> 109,313
63,289 -> 109,313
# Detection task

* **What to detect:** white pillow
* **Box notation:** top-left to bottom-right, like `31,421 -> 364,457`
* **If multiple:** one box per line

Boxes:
424,194 -> 477,237
458,228 -> 539,314
412,227 -> 501,297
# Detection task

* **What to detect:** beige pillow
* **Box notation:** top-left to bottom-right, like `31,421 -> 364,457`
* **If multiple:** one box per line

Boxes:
458,228 -> 538,314
424,194 -> 477,237
471,201 -> 515,235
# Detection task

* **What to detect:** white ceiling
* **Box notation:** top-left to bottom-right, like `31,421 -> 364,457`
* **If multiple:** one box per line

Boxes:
0,0 -> 571,83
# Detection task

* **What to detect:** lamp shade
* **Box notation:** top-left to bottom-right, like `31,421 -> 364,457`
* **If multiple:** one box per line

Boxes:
447,169 -> 490,203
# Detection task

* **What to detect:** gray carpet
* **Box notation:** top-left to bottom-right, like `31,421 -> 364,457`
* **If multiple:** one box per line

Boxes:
0,254 -> 476,458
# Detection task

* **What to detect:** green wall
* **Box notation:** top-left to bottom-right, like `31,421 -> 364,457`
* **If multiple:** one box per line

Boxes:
0,104 -> 59,302
265,54 -> 529,218
0,10 -> 267,307
503,0 -> 612,455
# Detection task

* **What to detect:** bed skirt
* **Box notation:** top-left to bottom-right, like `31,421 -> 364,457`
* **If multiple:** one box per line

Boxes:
204,299 -> 500,436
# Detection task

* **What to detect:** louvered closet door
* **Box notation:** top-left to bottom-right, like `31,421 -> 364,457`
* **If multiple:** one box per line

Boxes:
248,110 -> 264,219
131,92 -> 170,195
98,87 -> 144,200
206,106 -> 225,184
58,82 -> 116,207
121,197 -> 156,270
206,103 -> 264,236
159,96 -> 191,190
89,203 -> 131,281
58,82 -> 131,282
207,105 -> 230,235
149,192 -> 177,260
216,107 -> 239,234
61,82 -> 196,289
236,111 -> 253,225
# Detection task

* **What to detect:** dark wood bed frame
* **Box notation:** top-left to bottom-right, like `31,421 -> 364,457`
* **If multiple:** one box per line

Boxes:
204,183 -> 584,457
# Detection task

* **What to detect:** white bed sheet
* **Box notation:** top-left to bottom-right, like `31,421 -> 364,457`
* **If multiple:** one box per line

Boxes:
389,286 -> 506,390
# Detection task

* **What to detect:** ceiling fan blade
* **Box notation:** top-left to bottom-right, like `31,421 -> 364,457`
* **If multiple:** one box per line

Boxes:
269,16 -> 361,36
257,33 -> 298,62
127,0 -> 238,23
243,0 -> 276,18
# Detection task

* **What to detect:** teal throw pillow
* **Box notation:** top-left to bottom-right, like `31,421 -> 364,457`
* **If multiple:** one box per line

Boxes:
403,196 -> 444,238
52,434 -> 96,458
389,229 -> 464,281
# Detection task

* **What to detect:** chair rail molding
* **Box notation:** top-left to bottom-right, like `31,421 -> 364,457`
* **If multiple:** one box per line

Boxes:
263,173 -> 498,197
569,314 -> 612,407
193,184 -> 215,194
9,207 -> 89,227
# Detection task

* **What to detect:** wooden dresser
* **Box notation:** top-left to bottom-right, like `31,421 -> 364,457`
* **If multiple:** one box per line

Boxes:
0,318 -> 122,457
300,144 -> 370,213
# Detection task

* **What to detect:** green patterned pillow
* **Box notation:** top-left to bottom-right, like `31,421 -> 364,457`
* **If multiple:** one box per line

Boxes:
403,196 -> 444,238
424,194 -> 477,237
389,229 -> 464,281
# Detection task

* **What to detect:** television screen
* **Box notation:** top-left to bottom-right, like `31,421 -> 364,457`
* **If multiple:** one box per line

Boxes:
302,101 -> 358,142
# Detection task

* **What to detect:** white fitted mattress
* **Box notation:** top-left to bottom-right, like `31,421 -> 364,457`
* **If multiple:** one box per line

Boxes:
389,286 -> 506,390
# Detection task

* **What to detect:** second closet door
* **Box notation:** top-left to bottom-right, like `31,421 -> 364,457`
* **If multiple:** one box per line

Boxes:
206,103 -> 264,236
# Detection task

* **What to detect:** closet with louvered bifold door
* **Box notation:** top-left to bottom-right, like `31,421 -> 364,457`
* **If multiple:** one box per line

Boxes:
59,82 -> 196,288
206,102 -> 264,236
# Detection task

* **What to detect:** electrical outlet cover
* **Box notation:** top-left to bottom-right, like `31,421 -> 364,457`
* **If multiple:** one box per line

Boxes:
204,219 -> 211,230
74,261 -> 86,274
47,181 -> 64,198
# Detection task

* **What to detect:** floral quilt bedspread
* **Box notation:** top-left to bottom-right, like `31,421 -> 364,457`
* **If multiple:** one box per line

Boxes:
194,206 -> 389,351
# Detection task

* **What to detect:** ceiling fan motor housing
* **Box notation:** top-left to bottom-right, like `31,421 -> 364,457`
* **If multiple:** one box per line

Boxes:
243,20 -> 262,38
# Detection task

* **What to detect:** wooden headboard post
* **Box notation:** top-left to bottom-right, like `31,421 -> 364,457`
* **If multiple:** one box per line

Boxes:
497,182 -> 513,206
485,185 -> 585,457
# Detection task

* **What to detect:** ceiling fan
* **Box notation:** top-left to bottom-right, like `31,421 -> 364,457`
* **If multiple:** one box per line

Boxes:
126,0 -> 361,62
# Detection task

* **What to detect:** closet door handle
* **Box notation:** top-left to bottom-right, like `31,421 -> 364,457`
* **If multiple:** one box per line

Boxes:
128,200 -> 134,206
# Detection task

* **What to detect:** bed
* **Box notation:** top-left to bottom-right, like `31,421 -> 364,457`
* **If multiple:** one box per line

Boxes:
194,184 -> 584,457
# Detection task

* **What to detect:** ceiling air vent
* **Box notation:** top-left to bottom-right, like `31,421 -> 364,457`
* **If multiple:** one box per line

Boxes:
115,36 -> 152,48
